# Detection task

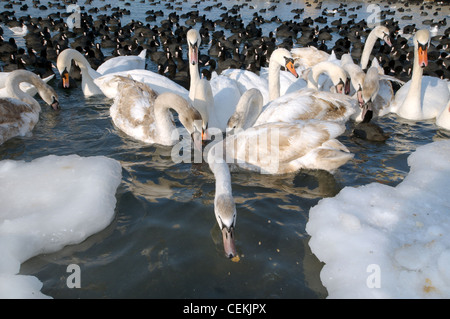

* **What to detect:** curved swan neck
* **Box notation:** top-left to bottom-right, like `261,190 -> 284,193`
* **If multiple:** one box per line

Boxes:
307,62 -> 340,89
5,70 -> 42,111
154,92 -> 193,142
58,49 -> 102,96
360,29 -> 379,70
208,143 -> 233,197
230,88 -> 263,129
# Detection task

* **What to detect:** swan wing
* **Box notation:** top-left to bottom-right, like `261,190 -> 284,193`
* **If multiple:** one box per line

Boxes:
110,76 -> 158,143
255,89 -> 357,125
225,120 -> 350,174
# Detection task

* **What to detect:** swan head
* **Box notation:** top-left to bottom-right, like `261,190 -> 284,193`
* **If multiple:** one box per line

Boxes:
39,84 -> 60,110
414,29 -> 430,68
187,29 -> 201,66
270,48 -> 299,78
178,108 -> 204,151
373,26 -> 392,47
215,193 -> 237,258
360,67 -> 380,122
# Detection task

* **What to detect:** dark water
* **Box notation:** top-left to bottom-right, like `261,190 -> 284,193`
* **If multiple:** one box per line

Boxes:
1,0 -> 449,299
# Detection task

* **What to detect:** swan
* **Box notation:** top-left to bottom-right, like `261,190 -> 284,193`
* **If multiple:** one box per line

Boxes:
109,75 -> 202,147
206,120 -> 354,258
383,29 -> 450,121
0,70 -> 59,145
186,29 -> 242,129
56,48 -> 147,96
92,29 -> 202,101
221,48 -> 299,105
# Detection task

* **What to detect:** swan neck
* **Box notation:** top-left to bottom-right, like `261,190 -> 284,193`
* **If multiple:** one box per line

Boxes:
153,94 -> 179,142
208,143 -> 233,196
405,44 -> 423,102
308,63 -> 329,89
268,58 -> 281,101
188,60 -> 200,102
235,90 -> 263,129
360,30 -> 378,70
63,49 -> 102,95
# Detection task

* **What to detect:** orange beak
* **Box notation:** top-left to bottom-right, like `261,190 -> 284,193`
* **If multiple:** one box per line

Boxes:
62,72 -> 70,88
418,45 -> 428,68
285,61 -> 298,78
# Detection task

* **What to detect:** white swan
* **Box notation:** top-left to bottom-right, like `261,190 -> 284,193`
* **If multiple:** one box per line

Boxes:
109,75 -> 202,146
186,29 -> 242,129
56,48 -> 146,96
383,29 -> 450,121
0,70 -> 59,145
206,119 -> 353,258
221,48 -> 299,105
206,113 -> 353,259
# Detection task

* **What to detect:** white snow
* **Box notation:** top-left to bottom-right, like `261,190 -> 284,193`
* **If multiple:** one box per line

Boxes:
306,140 -> 450,298
0,154 -> 122,298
